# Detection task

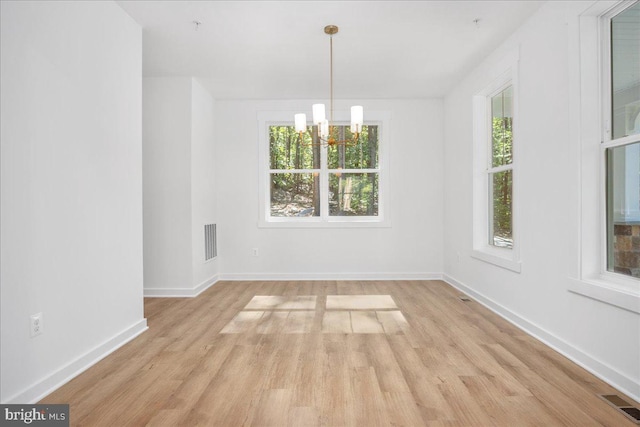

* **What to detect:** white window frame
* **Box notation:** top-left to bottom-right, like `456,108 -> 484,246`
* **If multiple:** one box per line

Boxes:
487,84 -> 515,249
471,49 -> 521,273
569,0 -> 640,313
257,110 -> 391,228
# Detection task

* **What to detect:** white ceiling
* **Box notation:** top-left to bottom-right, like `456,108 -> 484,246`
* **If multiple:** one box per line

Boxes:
117,1 -> 544,99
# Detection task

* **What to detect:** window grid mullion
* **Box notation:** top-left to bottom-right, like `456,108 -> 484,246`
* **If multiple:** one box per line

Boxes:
602,134 -> 640,150
320,146 -> 329,219
327,169 -> 380,173
269,169 -> 320,173
487,164 -> 513,174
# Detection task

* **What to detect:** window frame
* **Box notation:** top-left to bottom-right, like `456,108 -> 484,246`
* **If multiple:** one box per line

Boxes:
601,1 -> 640,281
471,49 -> 521,273
257,110 -> 391,228
569,0 -> 639,313
488,84 -> 515,249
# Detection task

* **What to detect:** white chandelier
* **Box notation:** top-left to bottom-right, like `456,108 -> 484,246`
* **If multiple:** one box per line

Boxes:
294,25 -> 363,147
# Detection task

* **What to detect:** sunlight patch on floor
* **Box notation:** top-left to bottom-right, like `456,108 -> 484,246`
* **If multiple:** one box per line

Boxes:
221,295 -> 407,335
243,295 -> 317,310
322,310 -> 408,334
325,295 -> 398,310
220,310 -> 316,334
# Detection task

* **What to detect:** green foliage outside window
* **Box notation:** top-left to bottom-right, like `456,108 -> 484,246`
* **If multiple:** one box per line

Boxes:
491,167 -> 512,245
328,126 -> 378,169
269,126 -> 319,216
269,124 -> 379,217
490,85 -> 513,247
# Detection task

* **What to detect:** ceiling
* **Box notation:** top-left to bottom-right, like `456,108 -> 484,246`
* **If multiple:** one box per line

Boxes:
117,1 -> 544,99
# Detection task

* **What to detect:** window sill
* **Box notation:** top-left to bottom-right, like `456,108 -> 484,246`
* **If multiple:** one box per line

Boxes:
568,277 -> 640,314
258,218 -> 391,229
471,248 -> 522,273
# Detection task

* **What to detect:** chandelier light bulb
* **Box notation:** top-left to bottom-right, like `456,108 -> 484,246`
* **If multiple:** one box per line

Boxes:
294,113 -> 307,133
350,106 -> 363,133
312,104 -> 326,125
320,119 -> 329,138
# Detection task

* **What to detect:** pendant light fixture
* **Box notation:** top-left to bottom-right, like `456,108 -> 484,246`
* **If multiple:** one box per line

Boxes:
294,25 -> 363,147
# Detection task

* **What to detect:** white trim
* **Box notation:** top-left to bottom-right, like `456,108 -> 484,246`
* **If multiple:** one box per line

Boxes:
603,133 -> 640,150
568,278 -> 640,314
258,218 -> 391,229
577,7 -> 606,280
3,319 -> 148,404
443,274 -> 640,403
219,272 -> 442,281
144,274 -> 220,298
487,164 -> 513,174
471,249 -> 522,273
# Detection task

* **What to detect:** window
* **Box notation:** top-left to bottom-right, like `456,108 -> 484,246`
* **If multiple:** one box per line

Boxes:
489,86 -> 514,248
269,124 -> 379,218
605,1 -> 640,279
258,111 -> 389,227
471,49 -> 520,272
570,0 -> 639,313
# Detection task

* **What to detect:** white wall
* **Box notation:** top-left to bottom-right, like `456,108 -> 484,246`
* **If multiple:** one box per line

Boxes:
191,79 -> 218,286
143,77 -> 193,290
143,77 -> 218,294
215,99 -> 443,279
0,1 -> 146,403
443,1 -> 639,400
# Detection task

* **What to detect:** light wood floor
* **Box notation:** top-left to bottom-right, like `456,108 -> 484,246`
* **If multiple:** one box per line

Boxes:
42,280 -> 638,426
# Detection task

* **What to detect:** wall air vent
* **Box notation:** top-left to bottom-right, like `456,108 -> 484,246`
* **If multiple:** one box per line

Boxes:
205,224 -> 217,261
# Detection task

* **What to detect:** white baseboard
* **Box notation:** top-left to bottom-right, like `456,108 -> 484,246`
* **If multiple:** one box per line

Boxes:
218,272 -> 443,281
144,274 -> 220,297
4,319 -> 148,404
442,274 -> 640,403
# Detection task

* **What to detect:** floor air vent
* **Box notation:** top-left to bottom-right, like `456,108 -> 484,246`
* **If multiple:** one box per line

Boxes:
599,394 -> 640,424
205,224 -> 217,261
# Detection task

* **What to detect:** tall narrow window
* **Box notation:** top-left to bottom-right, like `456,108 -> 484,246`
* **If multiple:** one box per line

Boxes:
489,86 -> 514,248
605,1 -> 640,279
569,0 -> 639,312
472,50 -> 519,272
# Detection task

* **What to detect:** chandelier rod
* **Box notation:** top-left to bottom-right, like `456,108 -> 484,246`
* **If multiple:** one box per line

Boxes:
329,32 -> 334,124
294,25 -> 362,148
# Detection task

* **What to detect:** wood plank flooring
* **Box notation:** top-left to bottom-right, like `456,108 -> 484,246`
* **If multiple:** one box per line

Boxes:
41,280 -> 638,426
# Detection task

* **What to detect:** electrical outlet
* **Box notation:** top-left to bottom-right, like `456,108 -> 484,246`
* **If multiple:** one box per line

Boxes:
252,248 -> 259,257
30,312 -> 43,337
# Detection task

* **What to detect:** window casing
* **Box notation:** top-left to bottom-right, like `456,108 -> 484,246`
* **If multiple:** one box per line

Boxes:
258,111 -> 390,228
570,0 -> 639,313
